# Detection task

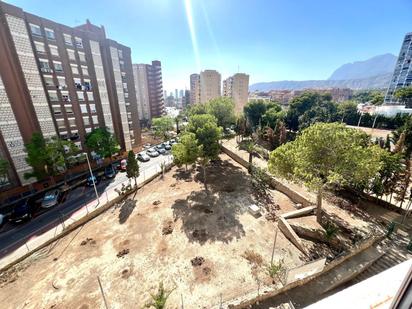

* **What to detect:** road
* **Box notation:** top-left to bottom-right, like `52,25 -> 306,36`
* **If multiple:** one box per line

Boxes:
0,153 -> 172,257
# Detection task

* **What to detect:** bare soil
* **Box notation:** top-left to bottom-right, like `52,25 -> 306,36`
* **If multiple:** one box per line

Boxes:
0,154 -> 375,308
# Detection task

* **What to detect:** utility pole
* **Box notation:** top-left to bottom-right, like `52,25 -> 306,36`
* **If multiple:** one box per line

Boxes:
84,152 -> 99,204
271,226 -> 278,264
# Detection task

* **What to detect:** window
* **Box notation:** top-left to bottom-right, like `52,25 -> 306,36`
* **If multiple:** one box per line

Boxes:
122,82 -> 128,89
29,23 -> 42,36
78,52 -> 86,62
118,49 -> 123,59
53,61 -> 63,73
83,116 -> 90,126
56,119 -> 66,129
77,91 -> 85,101
39,59 -> 52,72
68,118 -> 76,127
80,104 -> 88,114
70,64 -> 79,75
124,92 -> 129,99
74,78 -> 82,90
43,75 -> 54,86
57,76 -> 66,89
85,128 -> 92,133
49,45 -> 59,57
119,60 -> 125,71
67,49 -> 76,61
34,41 -> 45,53
63,33 -> 72,46
65,106 -> 73,114
48,90 -> 58,101
81,66 -> 89,76
83,80 -> 92,91
89,104 -> 96,113
75,37 -> 83,48
92,115 -> 98,125
87,92 -> 94,101
52,106 -> 62,115
61,91 -> 70,102
45,28 -> 55,40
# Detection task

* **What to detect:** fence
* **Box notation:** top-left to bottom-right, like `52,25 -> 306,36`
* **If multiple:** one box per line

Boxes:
0,156 -> 174,271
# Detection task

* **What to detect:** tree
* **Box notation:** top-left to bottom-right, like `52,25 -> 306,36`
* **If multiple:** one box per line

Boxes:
187,114 -> 222,191
171,132 -> 201,170
0,158 -> 9,185
243,140 -> 257,172
126,150 -> 139,186
269,123 -> 383,223
298,99 -> 338,129
394,86 -> 412,108
86,128 -> 120,161
24,132 -> 49,181
152,116 -> 174,141
206,97 -> 236,129
244,100 -> 268,129
145,282 -> 174,309
337,100 -> 359,125
370,92 -> 384,106
187,103 -> 208,116
262,105 -> 285,129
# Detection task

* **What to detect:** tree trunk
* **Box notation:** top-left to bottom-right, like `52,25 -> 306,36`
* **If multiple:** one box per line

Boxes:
202,165 -> 208,192
316,188 -> 323,223
134,176 -> 137,187
248,153 -> 253,173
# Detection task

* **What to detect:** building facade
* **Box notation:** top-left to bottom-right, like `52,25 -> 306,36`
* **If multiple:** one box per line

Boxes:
200,70 -> 221,103
223,73 -> 249,114
132,60 -> 165,122
385,32 -> 412,104
190,73 -> 200,104
132,63 -> 151,126
0,1 -> 141,188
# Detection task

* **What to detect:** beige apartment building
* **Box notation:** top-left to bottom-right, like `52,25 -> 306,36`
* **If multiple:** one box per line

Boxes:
223,73 -> 249,114
190,73 -> 200,104
199,70 -> 221,103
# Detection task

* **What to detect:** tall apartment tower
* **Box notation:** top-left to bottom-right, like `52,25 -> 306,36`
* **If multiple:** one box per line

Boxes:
190,73 -> 200,104
132,63 -> 151,127
223,73 -> 250,114
0,1 -> 141,187
384,32 -> 412,104
200,70 -> 221,103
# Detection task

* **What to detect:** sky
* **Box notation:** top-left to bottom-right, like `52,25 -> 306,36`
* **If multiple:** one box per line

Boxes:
5,0 -> 412,93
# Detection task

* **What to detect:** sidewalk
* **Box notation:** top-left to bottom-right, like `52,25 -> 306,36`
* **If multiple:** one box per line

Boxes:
0,156 -> 173,270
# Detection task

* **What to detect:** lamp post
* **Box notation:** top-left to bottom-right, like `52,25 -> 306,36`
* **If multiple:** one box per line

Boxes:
84,152 -> 99,203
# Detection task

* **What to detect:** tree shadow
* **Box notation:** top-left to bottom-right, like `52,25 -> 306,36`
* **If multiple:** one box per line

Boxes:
173,167 -> 194,181
118,198 -> 136,224
172,159 -> 256,244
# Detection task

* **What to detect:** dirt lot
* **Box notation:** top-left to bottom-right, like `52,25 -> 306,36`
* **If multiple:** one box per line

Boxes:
0,154 -> 309,308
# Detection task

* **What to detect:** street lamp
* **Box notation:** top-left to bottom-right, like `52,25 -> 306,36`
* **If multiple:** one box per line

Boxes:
83,152 -> 99,203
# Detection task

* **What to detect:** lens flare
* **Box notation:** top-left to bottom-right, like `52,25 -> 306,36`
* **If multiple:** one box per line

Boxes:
184,0 -> 201,71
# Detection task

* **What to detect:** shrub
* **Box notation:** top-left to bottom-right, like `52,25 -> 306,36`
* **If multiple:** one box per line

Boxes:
267,259 -> 284,279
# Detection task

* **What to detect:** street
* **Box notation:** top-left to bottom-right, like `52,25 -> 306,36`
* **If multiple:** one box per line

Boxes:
0,153 -> 172,257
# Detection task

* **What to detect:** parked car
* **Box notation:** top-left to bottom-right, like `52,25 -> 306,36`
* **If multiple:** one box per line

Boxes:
163,142 -> 172,150
86,174 -> 100,187
104,165 -> 116,179
41,189 -> 62,208
120,159 -> 127,171
137,152 -> 150,162
10,199 -> 35,223
155,144 -> 166,154
143,143 -> 152,149
146,148 -> 160,157
169,139 -> 177,145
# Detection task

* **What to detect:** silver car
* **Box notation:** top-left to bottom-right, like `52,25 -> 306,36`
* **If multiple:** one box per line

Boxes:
146,148 -> 160,157
41,189 -> 62,208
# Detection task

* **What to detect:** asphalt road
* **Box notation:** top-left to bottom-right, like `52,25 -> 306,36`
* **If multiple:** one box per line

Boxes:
0,152 -> 172,257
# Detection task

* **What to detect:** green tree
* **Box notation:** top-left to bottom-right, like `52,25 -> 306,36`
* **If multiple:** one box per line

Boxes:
187,114 -> 222,191
244,99 -> 268,129
126,150 -> 139,186
298,100 -> 338,129
269,123 -> 383,222
394,86 -> 412,107
370,92 -> 384,106
337,100 -> 359,125
25,132 -> 48,181
152,116 -> 174,141
187,103 -> 208,116
0,158 -> 9,185
243,140 -> 257,172
206,97 -> 236,129
262,104 -> 285,129
171,132 -> 201,170
86,128 -> 120,161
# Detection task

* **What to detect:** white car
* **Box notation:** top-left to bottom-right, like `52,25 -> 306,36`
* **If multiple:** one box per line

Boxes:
146,148 -> 160,157
137,152 -> 150,162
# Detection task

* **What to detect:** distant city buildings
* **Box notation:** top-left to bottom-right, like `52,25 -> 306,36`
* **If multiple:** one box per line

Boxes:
384,32 -> 412,105
132,60 -> 165,124
223,73 -> 249,114
0,1 -> 142,187
190,73 -> 200,104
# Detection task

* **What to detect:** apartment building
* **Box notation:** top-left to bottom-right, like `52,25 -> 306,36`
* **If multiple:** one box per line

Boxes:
200,70 -> 221,103
385,32 -> 412,105
133,60 -> 165,124
0,1 -> 141,187
190,73 -> 200,104
223,73 -> 249,114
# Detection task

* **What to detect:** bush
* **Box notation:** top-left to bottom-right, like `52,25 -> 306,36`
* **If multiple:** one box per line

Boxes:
323,223 -> 339,241
267,259 -> 284,279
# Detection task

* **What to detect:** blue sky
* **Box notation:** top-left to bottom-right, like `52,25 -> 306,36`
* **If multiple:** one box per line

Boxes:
6,0 -> 412,92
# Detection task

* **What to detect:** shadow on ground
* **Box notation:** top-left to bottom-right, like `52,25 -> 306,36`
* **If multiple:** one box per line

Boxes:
118,198 -> 136,224
172,159 -> 255,244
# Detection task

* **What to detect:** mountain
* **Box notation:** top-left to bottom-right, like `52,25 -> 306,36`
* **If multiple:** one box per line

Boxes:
328,53 -> 397,80
249,54 -> 397,91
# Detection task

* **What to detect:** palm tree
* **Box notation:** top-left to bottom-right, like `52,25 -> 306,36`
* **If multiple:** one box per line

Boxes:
243,141 -> 257,173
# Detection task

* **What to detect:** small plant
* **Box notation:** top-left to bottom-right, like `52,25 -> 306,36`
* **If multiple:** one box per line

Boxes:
242,249 -> 263,267
145,282 -> 175,309
323,223 -> 339,241
266,259 -> 284,279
